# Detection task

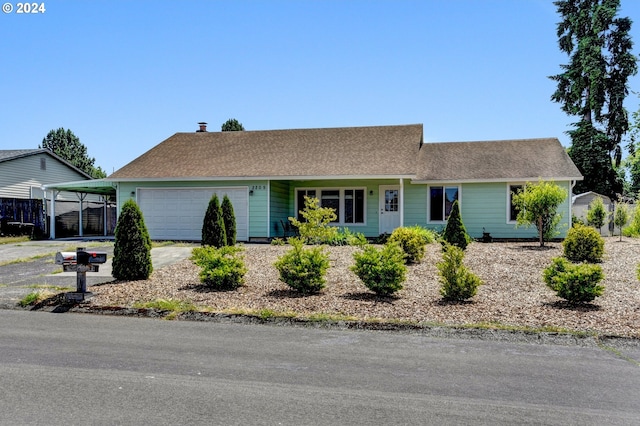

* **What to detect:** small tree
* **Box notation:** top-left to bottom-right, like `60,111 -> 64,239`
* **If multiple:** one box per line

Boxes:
614,202 -> 629,241
202,194 -> 226,248
437,243 -> 482,302
112,199 -> 153,281
512,180 -> 567,246
221,194 -> 236,246
442,200 -> 470,250
586,196 -> 607,233
289,196 -> 338,244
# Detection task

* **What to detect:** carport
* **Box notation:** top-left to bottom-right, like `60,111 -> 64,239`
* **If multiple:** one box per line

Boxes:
42,179 -> 117,239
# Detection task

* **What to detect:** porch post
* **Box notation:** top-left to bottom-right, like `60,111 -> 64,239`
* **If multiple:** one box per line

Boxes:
49,190 -> 58,239
76,193 -> 87,237
399,178 -> 404,228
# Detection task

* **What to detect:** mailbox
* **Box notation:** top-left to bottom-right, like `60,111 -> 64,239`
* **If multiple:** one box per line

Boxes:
56,247 -> 109,300
77,250 -> 107,265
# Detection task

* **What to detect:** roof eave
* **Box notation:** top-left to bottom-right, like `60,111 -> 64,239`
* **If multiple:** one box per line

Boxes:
411,176 -> 584,184
108,174 -> 416,182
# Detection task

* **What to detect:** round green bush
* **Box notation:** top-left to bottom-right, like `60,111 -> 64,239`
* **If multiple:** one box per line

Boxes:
191,246 -> 247,290
562,223 -> 604,263
274,238 -> 330,294
543,257 -> 604,303
388,226 -> 434,264
351,243 -> 407,296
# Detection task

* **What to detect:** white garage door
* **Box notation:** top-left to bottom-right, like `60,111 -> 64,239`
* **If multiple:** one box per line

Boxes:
137,188 -> 248,241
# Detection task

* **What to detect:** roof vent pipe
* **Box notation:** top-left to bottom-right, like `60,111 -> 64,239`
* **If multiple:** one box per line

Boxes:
197,122 -> 207,132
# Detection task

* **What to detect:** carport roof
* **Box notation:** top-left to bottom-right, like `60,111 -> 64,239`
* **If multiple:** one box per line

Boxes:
42,179 -> 117,196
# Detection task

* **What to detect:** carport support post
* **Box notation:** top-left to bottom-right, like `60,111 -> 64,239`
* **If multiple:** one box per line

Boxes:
76,247 -> 87,293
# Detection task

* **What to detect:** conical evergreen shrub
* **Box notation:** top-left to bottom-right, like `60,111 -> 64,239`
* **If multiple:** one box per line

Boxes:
112,199 -> 153,280
442,200 -> 470,250
221,194 -> 236,246
202,194 -> 226,248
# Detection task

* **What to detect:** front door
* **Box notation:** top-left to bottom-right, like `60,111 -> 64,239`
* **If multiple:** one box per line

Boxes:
379,185 -> 400,235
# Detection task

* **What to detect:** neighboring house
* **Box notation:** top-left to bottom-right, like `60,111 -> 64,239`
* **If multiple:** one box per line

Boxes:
0,149 -> 92,200
0,149 -> 111,238
572,191 -> 613,234
94,123 -> 582,242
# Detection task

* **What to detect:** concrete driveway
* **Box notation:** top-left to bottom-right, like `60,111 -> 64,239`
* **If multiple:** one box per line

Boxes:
0,240 -> 195,308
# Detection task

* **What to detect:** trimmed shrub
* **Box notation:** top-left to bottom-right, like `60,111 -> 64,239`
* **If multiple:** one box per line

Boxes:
351,243 -> 407,296
202,194 -> 226,248
192,246 -> 247,290
221,194 -> 237,246
543,257 -> 604,303
437,243 -> 482,301
388,225 -> 435,264
274,237 -> 330,294
112,199 -> 153,281
562,223 -> 604,263
442,200 -> 470,250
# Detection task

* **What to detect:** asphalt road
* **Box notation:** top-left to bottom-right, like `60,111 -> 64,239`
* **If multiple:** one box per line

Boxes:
0,310 -> 639,425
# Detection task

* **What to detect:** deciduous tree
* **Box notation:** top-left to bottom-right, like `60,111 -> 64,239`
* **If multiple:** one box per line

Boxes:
513,180 -> 567,247
40,128 -> 106,178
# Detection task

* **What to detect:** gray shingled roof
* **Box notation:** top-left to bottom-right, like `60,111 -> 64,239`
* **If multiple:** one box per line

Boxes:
415,138 -> 583,182
0,149 -> 45,162
110,124 -> 424,179
108,126 -> 582,182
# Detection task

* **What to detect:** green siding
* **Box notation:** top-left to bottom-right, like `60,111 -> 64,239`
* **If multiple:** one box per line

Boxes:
270,180 -> 291,238
116,179 -> 575,241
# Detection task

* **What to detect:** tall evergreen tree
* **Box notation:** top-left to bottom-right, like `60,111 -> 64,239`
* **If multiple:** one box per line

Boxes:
112,199 -> 153,280
201,194 -> 226,248
40,128 -> 107,178
221,118 -> 245,131
221,194 -> 236,246
550,0 -> 637,199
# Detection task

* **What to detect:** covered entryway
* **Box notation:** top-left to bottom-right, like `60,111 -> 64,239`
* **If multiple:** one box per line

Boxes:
137,187 -> 248,241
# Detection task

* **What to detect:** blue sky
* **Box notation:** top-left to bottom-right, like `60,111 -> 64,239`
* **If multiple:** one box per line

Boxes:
2,0 -> 640,174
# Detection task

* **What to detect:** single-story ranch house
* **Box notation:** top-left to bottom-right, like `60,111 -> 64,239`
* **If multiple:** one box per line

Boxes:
45,123 -> 583,241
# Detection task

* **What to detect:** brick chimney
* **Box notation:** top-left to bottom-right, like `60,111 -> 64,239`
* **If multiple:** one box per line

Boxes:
197,122 -> 207,132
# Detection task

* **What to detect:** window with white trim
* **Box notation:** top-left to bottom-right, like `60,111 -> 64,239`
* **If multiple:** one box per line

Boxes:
295,188 -> 366,225
429,185 -> 459,222
508,184 -> 523,222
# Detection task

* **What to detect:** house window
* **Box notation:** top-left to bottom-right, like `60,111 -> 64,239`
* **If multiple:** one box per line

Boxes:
296,189 -> 316,221
429,186 -> 459,222
508,184 -> 523,222
295,188 -> 365,225
344,189 -> 365,224
40,157 -> 46,170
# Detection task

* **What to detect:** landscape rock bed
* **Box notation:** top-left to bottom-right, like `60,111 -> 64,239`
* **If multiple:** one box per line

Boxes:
88,238 -> 640,338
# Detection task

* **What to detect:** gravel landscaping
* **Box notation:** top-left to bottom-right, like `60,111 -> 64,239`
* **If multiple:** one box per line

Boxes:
88,237 -> 640,338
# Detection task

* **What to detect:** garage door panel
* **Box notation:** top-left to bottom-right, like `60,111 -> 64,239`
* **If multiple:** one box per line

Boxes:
138,188 -> 248,241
